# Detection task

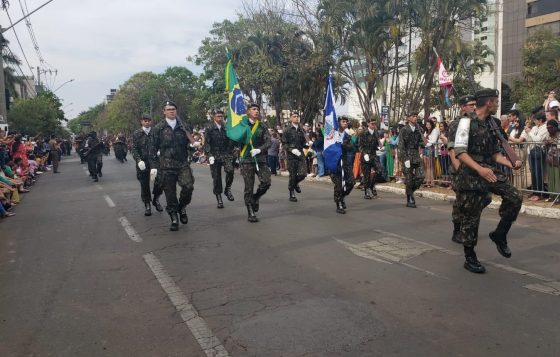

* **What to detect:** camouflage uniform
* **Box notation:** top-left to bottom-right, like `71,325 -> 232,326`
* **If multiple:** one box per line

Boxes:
282,124 -> 307,191
447,112 -> 522,248
204,123 -> 235,195
240,121 -> 272,206
331,131 -> 355,203
358,129 -> 380,195
448,117 -> 463,227
398,124 -> 425,195
131,127 -> 163,204
150,119 -> 194,215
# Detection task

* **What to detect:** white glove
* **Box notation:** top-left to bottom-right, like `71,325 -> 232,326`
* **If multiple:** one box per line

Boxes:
209,156 -> 215,165
137,160 -> 146,171
291,149 -> 301,157
191,141 -> 201,148
150,168 -> 157,176
404,160 -> 411,169
363,154 -> 370,162
157,150 -> 160,156
250,149 -> 261,157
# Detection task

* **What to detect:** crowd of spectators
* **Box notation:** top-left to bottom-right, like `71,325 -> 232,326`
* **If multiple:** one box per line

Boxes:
0,129 -> 65,219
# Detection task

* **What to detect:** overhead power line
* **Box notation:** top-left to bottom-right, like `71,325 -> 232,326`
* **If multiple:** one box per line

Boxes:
4,10 -> 35,79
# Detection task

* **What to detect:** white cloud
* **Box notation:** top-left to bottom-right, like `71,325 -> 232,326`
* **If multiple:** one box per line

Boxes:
1,0 -> 240,118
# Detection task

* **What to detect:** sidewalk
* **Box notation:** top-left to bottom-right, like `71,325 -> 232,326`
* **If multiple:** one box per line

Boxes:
278,171 -> 560,220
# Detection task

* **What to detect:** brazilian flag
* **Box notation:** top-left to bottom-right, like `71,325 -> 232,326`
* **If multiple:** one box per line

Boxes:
225,54 -> 251,144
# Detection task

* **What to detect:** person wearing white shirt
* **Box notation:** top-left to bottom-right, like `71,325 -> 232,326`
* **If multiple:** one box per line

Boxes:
521,112 -> 550,200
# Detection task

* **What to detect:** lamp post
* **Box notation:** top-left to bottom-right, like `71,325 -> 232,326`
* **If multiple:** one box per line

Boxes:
53,79 -> 75,93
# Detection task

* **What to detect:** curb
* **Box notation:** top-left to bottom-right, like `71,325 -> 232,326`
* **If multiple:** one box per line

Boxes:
288,171 -> 560,220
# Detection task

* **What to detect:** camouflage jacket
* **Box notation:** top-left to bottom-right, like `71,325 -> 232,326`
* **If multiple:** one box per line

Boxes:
358,129 -> 379,157
131,128 -> 157,164
282,124 -> 307,160
151,119 -> 193,170
239,120 -> 271,164
204,123 -> 235,159
447,112 -> 502,191
397,124 -> 424,164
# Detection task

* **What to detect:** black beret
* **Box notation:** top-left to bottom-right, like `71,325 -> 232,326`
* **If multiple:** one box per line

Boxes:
337,116 -> 349,121
474,88 -> 499,99
141,114 -> 152,120
458,95 -> 475,105
163,100 -> 177,109
247,103 -> 260,109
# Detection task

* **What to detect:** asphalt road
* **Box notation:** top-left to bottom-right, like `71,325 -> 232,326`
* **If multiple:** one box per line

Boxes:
1,152 -> 559,357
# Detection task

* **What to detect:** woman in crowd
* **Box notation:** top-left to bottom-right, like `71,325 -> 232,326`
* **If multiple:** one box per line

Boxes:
545,120 -> 560,204
438,121 -> 450,183
422,118 -> 439,187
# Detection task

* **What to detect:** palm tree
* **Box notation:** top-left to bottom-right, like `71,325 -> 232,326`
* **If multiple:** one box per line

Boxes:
1,35 -> 26,101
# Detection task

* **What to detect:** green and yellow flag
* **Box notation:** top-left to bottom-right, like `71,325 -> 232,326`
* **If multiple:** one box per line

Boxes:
225,54 -> 251,144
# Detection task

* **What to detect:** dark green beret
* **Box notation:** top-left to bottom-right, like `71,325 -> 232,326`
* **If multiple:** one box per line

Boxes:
475,88 -> 499,99
458,95 -> 475,105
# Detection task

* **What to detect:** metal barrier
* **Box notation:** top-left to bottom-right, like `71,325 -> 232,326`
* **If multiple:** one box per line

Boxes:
380,141 -> 560,204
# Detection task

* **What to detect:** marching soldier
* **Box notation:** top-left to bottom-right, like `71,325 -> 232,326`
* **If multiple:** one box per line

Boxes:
84,131 -> 103,182
131,114 -> 163,216
397,112 -> 426,208
204,110 -> 236,208
331,116 -> 354,214
240,103 -> 271,223
447,88 -> 523,274
282,112 -> 307,202
151,101 -> 199,231
358,119 -> 380,199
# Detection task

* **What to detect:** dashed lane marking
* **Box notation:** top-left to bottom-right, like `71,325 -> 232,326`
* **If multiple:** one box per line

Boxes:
143,253 -> 230,357
104,195 -> 115,208
95,185 -> 103,190
118,217 -> 143,243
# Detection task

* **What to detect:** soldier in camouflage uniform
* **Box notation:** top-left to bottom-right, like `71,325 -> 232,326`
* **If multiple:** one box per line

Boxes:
397,112 -> 426,208
331,116 -> 355,214
358,119 -> 380,199
240,103 -> 271,223
282,112 -> 307,202
131,114 -> 163,217
204,110 -> 236,209
447,89 -> 523,274
448,95 -> 477,243
151,101 -> 200,231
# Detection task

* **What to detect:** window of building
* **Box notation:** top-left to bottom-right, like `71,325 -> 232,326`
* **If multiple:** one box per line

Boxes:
481,26 -> 488,32
480,36 -> 487,41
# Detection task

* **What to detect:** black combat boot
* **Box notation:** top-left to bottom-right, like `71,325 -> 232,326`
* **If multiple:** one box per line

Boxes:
451,222 -> 462,244
340,196 -> 347,209
336,201 -> 346,214
152,196 -> 163,212
252,189 -> 266,212
489,219 -> 513,258
216,194 -> 224,209
294,184 -> 302,193
289,190 -> 298,202
364,188 -> 373,199
372,186 -> 378,198
144,202 -> 152,216
97,163 -> 103,177
224,187 -> 234,201
464,246 -> 486,273
246,205 -> 258,223
92,175 -> 99,182
406,194 -> 416,208
179,207 -> 188,224
169,212 -> 179,231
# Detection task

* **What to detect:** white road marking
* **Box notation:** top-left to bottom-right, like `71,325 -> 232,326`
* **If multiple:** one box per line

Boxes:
374,229 -> 560,296
143,253 -> 230,357
104,195 -> 115,208
95,184 -> 103,190
118,217 -> 142,243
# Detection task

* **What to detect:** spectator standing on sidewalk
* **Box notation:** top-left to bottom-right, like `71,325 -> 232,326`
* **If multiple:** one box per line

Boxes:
48,135 -> 60,173
522,112 -> 549,201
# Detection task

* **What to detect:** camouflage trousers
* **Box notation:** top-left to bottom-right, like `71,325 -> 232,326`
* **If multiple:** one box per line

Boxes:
330,164 -> 354,202
287,157 -> 307,191
210,156 -> 234,195
457,179 -> 522,248
137,167 -> 163,204
240,162 -> 271,206
160,166 -> 194,214
403,163 -> 424,195
361,157 -> 380,190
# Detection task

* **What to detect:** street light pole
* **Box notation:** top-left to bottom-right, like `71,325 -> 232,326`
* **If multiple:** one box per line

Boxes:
53,79 -> 75,93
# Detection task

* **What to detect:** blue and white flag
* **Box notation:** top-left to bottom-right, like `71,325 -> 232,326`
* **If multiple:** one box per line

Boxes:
323,75 -> 342,172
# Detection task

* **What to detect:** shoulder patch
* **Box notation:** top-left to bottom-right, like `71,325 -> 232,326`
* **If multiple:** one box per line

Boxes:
455,118 -> 471,149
